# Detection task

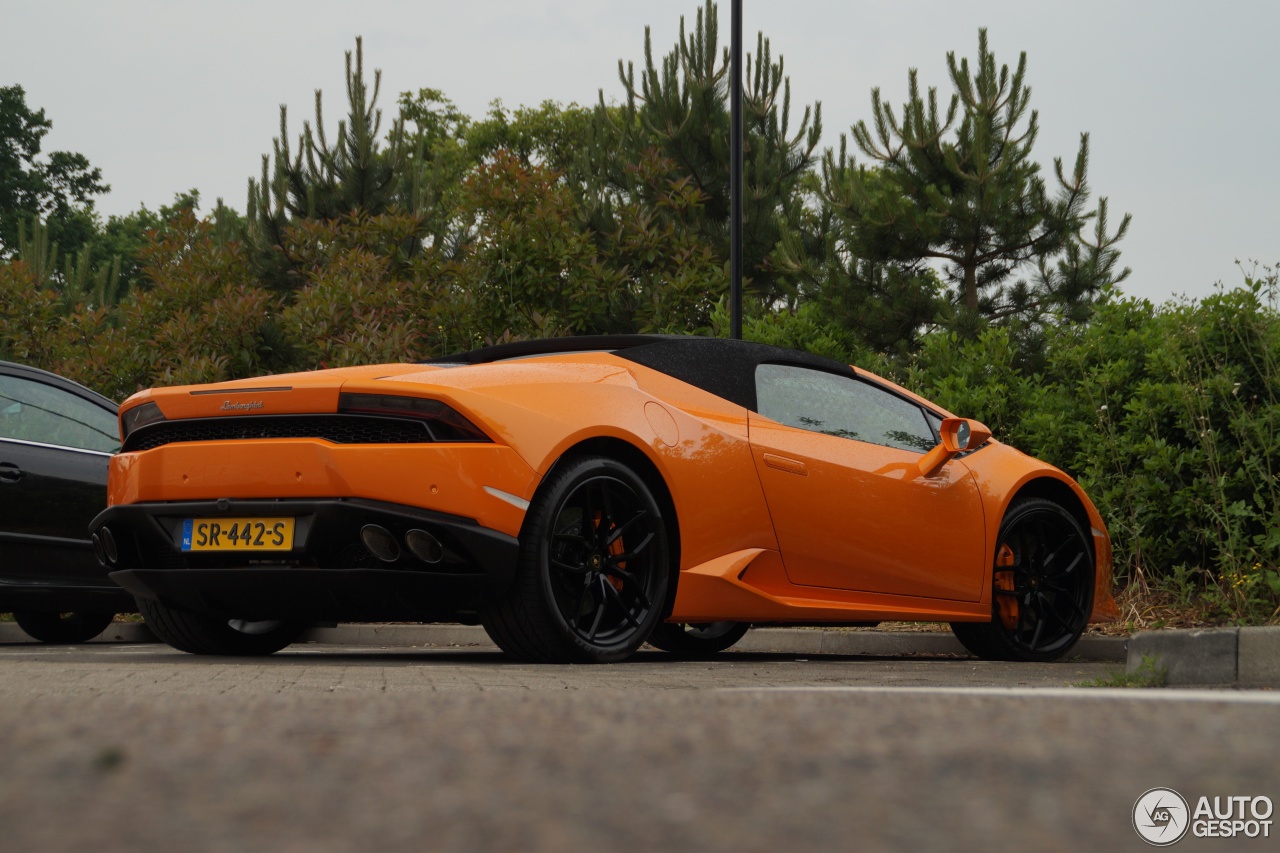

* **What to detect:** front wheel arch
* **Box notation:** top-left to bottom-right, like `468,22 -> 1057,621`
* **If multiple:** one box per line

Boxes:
951,496 -> 1095,661
1007,477 -> 1093,547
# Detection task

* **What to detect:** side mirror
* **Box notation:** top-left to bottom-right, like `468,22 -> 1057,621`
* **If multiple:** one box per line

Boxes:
917,417 -> 992,478
938,417 -> 991,453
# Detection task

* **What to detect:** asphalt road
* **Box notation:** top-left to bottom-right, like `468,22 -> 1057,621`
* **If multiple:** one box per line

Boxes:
1,643 -> 1276,852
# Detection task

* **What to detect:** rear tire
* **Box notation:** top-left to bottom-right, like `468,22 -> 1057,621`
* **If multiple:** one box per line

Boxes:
12,611 -> 115,644
950,498 -> 1094,662
138,598 -> 303,656
647,621 -> 749,656
482,456 -> 670,663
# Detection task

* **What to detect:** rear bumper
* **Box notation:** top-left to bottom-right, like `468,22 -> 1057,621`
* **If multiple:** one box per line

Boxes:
91,497 -> 520,622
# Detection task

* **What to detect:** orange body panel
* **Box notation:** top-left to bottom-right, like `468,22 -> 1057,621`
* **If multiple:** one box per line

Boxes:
747,415 -> 988,601
666,548 -> 989,623
108,441 -> 539,540
111,350 -> 1117,627
367,356 -> 784,574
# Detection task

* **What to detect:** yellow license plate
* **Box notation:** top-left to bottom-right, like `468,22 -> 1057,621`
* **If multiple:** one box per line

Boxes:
180,518 -> 295,552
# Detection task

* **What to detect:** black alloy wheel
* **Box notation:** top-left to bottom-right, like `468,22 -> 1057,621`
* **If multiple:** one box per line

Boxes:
951,498 -> 1094,662
482,456 -> 670,663
647,621 -> 749,656
12,611 -> 115,644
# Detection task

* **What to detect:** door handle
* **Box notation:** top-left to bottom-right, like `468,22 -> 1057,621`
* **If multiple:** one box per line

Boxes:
762,453 -> 808,476
0,462 -> 24,483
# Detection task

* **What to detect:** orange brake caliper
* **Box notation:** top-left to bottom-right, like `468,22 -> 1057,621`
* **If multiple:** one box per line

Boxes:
606,529 -> 625,591
595,511 -> 625,591
994,544 -> 1018,628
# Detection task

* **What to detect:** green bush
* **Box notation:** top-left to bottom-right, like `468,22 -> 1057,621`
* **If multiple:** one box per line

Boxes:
909,276 -> 1280,623
2,196 -> 1277,625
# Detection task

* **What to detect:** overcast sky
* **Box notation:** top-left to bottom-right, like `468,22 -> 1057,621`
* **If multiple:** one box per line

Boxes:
6,1 -> 1278,305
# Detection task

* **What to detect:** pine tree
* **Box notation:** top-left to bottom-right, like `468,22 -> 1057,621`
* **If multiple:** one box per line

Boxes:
774,142 -> 943,357
595,0 -> 822,307
16,216 -> 123,309
246,38 -> 432,290
827,29 -> 1129,330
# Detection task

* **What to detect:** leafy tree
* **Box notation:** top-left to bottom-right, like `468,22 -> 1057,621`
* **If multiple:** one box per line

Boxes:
827,29 -> 1129,332
280,211 -> 443,366
90,189 -> 222,296
401,90 -> 741,339
464,99 -> 619,237
114,208 -> 288,390
0,85 -> 109,257
454,152 -> 601,340
0,254 -> 81,367
467,100 -> 597,177
710,298 -> 875,368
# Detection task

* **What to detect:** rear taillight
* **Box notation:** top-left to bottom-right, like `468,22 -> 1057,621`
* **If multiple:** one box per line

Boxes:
120,401 -> 166,444
338,394 -> 490,442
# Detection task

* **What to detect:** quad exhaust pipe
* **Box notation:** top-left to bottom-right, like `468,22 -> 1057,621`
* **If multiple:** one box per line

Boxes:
360,525 -> 444,565
92,527 -> 118,567
360,524 -> 401,562
405,529 -> 443,563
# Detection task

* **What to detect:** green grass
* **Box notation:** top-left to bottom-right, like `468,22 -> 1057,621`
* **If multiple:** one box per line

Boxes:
1078,653 -> 1167,688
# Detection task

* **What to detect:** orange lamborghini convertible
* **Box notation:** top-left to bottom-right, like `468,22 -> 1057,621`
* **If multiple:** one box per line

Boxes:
91,335 -> 1117,662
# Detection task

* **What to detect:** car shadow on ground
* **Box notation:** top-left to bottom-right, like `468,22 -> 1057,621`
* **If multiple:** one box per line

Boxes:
1,642 -> 984,667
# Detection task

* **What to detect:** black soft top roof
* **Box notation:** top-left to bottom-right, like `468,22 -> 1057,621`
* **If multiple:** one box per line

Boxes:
425,335 -> 855,412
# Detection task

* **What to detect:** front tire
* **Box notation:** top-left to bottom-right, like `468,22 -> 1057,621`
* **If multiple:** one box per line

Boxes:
12,611 -> 115,644
482,456 -> 670,663
138,598 -> 303,656
951,498 -> 1094,662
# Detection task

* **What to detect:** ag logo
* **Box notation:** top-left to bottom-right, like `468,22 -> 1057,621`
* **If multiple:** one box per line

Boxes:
1134,787 -> 1190,846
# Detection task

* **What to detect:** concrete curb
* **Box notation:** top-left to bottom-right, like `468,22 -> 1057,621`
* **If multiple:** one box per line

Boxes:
1127,626 -> 1280,686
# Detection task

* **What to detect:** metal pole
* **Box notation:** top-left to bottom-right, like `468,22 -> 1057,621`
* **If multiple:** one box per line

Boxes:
729,0 -> 743,340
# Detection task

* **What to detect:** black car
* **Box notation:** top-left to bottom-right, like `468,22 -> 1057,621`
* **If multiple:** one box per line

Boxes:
0,361 -> 132,642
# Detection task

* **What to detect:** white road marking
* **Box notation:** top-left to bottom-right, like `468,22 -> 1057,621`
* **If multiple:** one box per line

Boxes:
719,685 -> 1280,703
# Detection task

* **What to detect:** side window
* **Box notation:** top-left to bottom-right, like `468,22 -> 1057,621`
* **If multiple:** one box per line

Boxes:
0,376 -> 119,452
755,364 -> 936,453
925,410 -> 943,441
